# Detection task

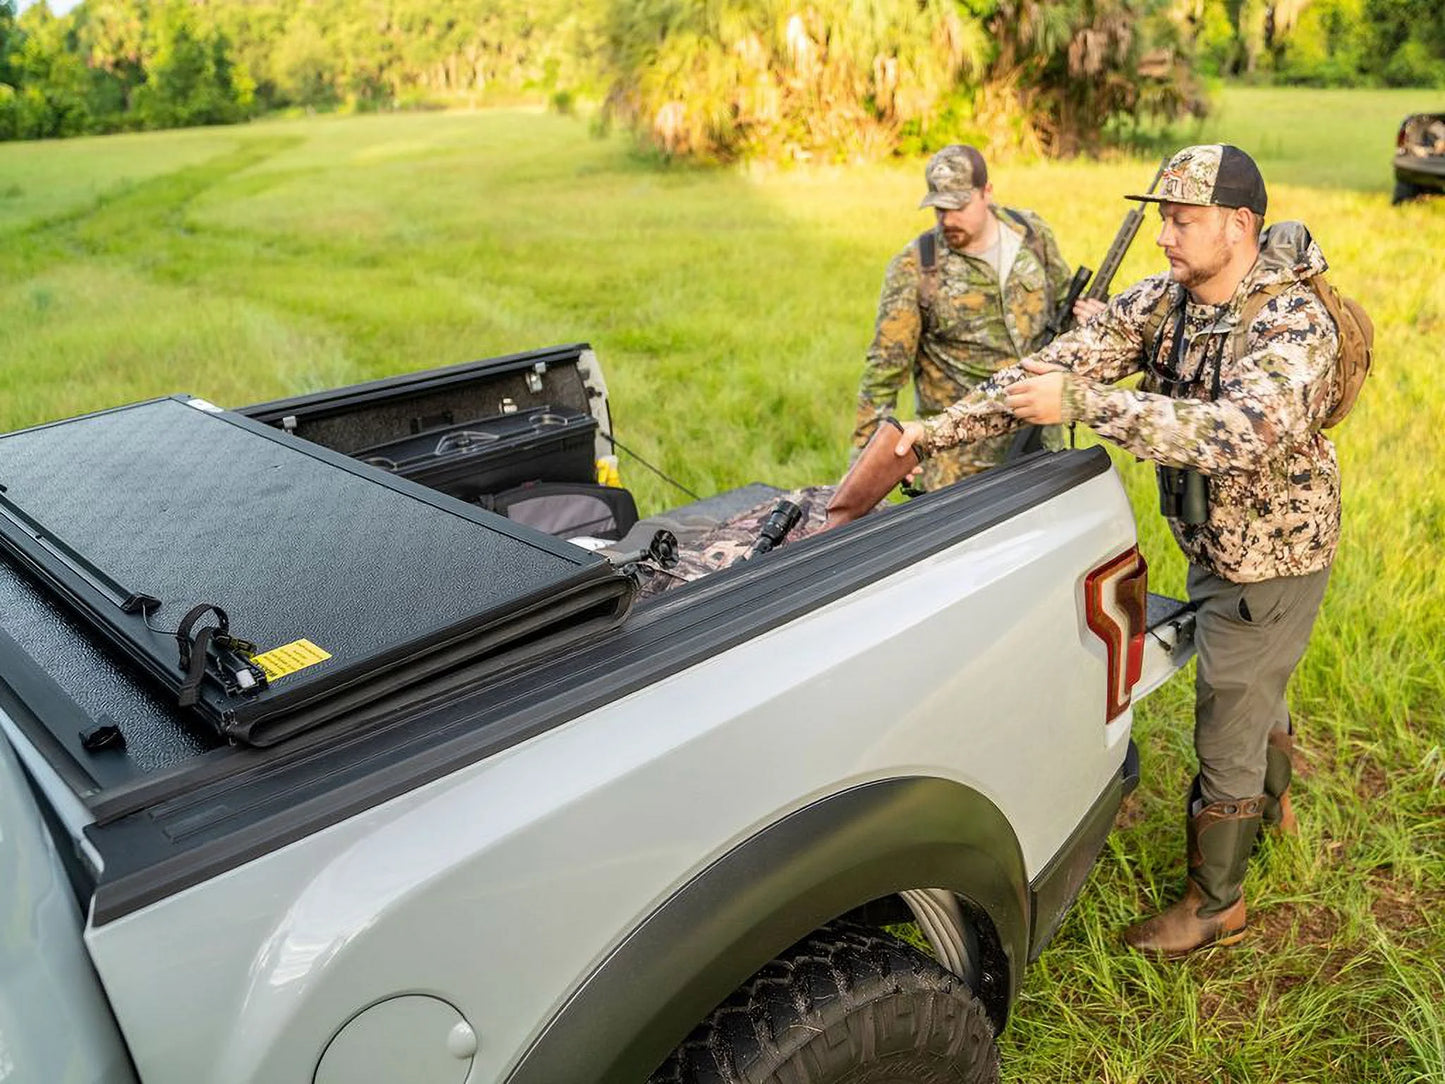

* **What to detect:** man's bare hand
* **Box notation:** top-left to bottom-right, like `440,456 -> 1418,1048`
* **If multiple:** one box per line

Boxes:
896,421 -> 926,481
1073,297 -> 1107,324
1004,360 -> 1067,425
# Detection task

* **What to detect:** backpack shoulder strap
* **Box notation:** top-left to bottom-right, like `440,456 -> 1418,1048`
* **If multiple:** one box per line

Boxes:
1001,207 -> 1038,250
1140,284 -> 1177,357
915,229 -> 938,312
1226,281 -> 1293,366
1001,207 -> 1053,300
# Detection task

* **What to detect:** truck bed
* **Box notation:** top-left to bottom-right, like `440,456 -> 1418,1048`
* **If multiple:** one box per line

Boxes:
0,446 -> 1137,926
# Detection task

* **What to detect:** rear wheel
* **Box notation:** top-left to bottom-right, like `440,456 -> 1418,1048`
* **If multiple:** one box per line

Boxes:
648,922 -> 999,1084
1392,179 -> 1421,205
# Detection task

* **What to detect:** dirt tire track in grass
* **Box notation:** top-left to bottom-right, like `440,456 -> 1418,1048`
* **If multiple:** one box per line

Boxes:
3,135 -> 305,279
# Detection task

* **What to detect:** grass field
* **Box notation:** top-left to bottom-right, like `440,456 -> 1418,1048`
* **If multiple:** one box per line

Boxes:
2,86 -> 1443,1082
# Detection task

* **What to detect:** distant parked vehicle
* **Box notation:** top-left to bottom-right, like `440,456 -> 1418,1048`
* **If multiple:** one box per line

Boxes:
1393,112 -> 1445,204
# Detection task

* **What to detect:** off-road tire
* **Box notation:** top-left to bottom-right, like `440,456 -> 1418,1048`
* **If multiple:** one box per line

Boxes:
1392,179 -> 1421,205
648,922 -> 999,1084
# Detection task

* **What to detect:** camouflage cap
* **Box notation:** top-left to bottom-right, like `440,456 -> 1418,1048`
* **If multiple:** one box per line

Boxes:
919,145 -> 989,210
1127,144 -> 1268,216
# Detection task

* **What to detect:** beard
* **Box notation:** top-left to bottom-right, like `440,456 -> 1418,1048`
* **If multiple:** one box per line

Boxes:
941,225 -> 975,250
1168,235 -> 1232,291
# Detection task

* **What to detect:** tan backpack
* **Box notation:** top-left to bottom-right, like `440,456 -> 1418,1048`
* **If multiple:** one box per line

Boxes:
1144,274 -> 1374,429
1297,275 -> 1373,428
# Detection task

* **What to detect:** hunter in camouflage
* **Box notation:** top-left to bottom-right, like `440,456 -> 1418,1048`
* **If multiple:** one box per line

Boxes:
898,144 -> 1346,961
852,144 -> 1075,489
920,220 -> 1341,582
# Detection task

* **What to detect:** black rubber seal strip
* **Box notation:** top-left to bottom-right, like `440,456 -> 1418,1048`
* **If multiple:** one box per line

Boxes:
239,343 -> 592,426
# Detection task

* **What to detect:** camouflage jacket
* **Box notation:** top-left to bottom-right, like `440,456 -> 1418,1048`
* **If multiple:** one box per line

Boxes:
921,222 -> 1342,583
853,206 -> 1073,458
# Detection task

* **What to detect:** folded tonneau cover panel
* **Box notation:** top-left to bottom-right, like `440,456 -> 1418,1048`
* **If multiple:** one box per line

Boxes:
0,397 -> 632,751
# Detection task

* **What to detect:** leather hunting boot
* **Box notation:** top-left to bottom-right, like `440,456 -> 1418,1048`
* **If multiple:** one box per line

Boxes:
1261,727 -> 1299,836
1124,793 -> 1264,959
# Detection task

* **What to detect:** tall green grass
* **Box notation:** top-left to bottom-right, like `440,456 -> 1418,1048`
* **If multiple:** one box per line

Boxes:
1,87 -> 1441,1081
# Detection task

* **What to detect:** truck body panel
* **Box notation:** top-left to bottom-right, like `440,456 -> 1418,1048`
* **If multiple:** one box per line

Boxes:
0,345 -> 1195,1082
0,729 -> 135,1084
81,465 -> 1145,1083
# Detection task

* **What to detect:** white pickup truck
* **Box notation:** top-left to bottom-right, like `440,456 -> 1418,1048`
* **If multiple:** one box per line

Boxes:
0,343 -> 1194,1084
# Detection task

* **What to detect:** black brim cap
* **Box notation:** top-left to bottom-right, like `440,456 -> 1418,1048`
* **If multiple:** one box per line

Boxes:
1126,144 -> 1267,217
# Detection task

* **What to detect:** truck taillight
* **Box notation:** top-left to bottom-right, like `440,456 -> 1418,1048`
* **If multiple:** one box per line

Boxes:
1084,547 -> 1148,722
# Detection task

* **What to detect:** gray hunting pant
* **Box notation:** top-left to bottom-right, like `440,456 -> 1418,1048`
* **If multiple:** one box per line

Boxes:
1187,564 -> 1331,805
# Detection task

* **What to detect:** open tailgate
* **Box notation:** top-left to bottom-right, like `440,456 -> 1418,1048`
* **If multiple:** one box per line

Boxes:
1136,592 -> 1196,700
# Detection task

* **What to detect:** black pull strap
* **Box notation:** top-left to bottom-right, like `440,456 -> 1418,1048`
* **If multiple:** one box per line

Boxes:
176,603 -> 228,669
176,603 -> 228,709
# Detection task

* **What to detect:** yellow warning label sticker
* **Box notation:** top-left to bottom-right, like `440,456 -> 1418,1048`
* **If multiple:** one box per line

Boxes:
254,639 -> 332,682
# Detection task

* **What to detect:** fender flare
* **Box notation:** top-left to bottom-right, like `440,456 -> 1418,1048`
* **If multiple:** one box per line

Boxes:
504,775 -> 1029,1084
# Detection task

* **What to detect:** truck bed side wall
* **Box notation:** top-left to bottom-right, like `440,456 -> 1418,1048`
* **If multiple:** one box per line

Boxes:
82,461 -> 1139,1084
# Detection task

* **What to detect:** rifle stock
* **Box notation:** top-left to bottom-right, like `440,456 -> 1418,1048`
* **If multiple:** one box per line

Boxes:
826,418 -> 920,529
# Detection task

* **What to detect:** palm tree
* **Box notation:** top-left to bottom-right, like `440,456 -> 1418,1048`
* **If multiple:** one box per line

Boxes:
601,0 -> 1201,162
600,0 -> 987,162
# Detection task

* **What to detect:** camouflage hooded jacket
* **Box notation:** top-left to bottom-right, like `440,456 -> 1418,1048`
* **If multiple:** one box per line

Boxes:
921,222 -> 1342,583
852,206 -> 1072,453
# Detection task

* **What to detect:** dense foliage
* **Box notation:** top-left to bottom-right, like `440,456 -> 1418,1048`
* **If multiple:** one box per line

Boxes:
1196,0 -> 1445,86
0,0 -> 1441,152
0,0 -> 590,140
2,0 -> 1203,157
1,0 -> 251,137
597,0 -> 1204,160
597,0 -> 987,161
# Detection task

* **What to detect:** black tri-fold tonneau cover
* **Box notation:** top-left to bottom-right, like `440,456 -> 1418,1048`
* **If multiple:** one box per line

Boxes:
0,396 -> 633,758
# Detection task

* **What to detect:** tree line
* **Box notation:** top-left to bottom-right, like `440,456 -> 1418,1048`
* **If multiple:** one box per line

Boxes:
1,0 -> 1441,155
1196,0 -> 1445,86
0,0 -> 592,140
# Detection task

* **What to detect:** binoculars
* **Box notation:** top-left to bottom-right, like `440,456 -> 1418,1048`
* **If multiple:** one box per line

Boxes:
1156,465 -> 1210,525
